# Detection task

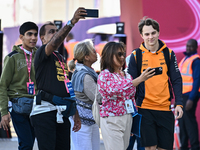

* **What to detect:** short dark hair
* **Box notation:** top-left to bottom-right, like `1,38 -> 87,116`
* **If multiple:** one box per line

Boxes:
101,41 -> 125,73
19,21 -> 38,35
39,22 -> 55,37
138,17 -> 159,34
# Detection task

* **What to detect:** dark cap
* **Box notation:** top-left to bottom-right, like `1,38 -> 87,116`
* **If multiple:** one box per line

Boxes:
19,21 -> 38,35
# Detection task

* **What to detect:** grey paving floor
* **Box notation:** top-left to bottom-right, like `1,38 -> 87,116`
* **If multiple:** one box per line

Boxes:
0,121 -> 106,150
0,138 -> 106,150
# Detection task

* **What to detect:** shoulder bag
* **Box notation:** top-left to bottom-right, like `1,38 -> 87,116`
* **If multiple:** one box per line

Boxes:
92,85 -> 100,127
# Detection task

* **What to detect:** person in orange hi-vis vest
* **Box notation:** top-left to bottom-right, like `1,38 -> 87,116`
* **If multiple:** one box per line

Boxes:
64,32 -> 79,62
93,34 -> 109,73
178,39 -> 200,150
95,34 -> 108,56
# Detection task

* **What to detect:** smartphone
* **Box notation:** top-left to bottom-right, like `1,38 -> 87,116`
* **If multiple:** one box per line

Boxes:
143,67 -> 163,76
81,9 -> 99,18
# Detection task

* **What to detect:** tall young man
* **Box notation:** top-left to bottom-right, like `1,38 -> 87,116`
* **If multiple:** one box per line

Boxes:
128,18 -> 183,150
0,21 -> 38,150
30,7 -> 86,150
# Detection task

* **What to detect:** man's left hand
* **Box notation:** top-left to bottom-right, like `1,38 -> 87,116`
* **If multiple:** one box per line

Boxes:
175,105 -> 183,119
185,99 -> 193,111
71,7 -> 87,25
72,110 -> 81,132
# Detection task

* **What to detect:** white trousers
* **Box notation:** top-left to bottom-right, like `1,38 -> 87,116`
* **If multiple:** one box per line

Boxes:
69,117 -> 100,150
101,114 -> 132,150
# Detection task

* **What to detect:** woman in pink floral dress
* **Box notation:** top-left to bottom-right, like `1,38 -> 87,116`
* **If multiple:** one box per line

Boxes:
98,42 -> 154,150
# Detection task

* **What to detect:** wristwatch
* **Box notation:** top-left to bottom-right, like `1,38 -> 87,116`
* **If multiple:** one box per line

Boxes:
67,20 -> 74,27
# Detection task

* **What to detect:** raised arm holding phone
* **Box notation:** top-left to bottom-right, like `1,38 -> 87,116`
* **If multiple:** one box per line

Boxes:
29,7 -> 87,150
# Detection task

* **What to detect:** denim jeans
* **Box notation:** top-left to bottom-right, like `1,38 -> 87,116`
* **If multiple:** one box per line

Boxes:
10,109 -> 35,150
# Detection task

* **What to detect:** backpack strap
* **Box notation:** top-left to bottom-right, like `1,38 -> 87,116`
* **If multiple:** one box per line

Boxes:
133,48 -> 142,76
163,47 -> 172,74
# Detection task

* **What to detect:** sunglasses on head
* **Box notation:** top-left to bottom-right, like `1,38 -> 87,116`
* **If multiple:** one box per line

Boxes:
117,52 -> 126,57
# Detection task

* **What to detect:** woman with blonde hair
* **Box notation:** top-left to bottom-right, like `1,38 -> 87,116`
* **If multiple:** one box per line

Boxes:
70,39 -> 102,150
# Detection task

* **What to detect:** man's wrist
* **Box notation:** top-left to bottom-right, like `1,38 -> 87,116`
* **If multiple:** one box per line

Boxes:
176,105 -> 183,108
67,20 -> 74,28
71,18 -> 76,26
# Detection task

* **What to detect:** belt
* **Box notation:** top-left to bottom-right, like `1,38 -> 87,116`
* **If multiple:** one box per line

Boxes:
36,90 -> 75,105
36,90 -> 54,105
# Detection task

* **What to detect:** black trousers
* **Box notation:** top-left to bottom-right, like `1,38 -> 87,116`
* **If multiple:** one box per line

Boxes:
178,95 -> 199,150
30,110 -> 71,150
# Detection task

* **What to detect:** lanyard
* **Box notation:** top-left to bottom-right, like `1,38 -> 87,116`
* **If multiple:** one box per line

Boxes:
53,52 -> 69,81
21,46 -> 32,82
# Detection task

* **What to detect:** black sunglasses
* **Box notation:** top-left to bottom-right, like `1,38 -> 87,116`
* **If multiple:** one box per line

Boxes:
117,52 -> 126,57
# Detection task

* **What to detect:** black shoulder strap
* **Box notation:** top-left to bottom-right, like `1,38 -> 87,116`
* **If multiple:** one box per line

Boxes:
163,47 -> 170,73
135,48 -> 142,76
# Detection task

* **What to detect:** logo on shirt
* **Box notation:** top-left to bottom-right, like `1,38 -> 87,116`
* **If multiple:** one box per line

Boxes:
17,59 -> 28,71
55,60 -> 68,81
142,64 -> 148,66
160,62 -> 166,65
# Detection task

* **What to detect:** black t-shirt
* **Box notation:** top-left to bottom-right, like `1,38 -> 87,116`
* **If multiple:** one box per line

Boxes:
34,44 -> 70,97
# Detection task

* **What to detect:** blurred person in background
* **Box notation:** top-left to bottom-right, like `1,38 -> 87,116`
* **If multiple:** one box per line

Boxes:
93,34 -> 109,73
95,34 -> 109,56
178,39 -> 200,150
68,59 -> 76,80
64,32 -> 79,62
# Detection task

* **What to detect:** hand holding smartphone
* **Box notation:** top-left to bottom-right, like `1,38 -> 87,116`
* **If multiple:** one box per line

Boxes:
81,9 -> 99,18
143,67 -> 163,76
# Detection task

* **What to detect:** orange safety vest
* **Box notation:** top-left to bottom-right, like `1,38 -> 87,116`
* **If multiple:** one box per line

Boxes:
178,54 -> 200,94
95,42 -> 107,56
64,41 -> 79,62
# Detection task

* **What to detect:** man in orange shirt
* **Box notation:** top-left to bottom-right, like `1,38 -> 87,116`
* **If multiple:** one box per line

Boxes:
128,17 -> 183,150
